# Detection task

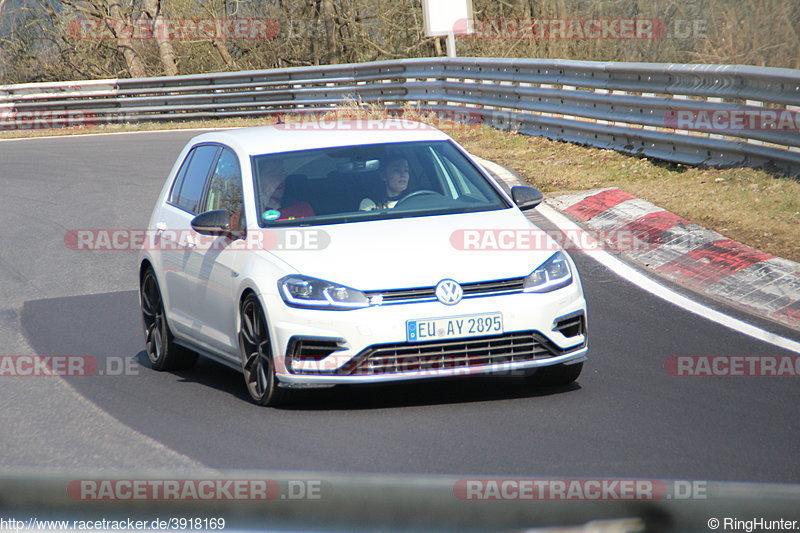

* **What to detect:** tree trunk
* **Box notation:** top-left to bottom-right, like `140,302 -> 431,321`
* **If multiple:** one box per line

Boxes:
141,0 -> 179,76
433,36 -> 443,56
320,0 -> 338,64
212,38 -> 238,70
105,0 -> 147,77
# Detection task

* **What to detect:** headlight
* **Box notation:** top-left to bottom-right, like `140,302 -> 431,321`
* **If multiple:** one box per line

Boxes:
523,251 -> 573,293
279,275 -> 369,310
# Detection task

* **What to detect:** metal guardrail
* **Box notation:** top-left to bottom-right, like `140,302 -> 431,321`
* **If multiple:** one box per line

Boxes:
2,58 -> 799,174
2,470 -> 800,532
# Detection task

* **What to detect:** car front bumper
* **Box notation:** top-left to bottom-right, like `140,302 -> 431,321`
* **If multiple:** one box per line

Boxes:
266,280 -> 588,386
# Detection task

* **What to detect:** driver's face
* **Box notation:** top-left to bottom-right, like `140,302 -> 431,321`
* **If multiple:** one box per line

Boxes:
382,158 -> 409,197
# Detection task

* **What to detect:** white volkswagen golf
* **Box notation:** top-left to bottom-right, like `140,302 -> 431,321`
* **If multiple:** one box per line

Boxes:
139,120 -> 588,405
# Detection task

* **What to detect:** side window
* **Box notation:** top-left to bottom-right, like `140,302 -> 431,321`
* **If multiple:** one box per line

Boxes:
443,156 -> 474,195
433,147 -> 487,201
429,148 -> 460,198
169,151 -> 194,205
171,145 -> 219,214
203,148 -> 245,230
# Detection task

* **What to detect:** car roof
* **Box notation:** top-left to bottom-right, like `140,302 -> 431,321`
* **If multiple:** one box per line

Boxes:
189,119 -> 453,156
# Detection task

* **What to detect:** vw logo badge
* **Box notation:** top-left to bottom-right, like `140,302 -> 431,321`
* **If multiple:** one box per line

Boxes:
435,279 -> 463,305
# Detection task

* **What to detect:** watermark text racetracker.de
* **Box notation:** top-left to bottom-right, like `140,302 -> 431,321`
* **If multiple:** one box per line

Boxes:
666,109 -> 800,132
456,18 -> 707,40
0,110 -> 99,130
449,228 -> 691,253
67,17 -> 280,40
0,355 -> 137,377
273,110 -> 512,133
68,478 -> 325,501
64,228 -> 329,252
665,356 -> 800,377
454,479 -> 707,501
287,353 -> 534,377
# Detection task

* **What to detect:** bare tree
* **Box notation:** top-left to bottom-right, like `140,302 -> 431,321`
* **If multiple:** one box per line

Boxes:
104,0 -> 147,77
320,0 -> 338,64
1,0 -> 798,84
141,0 -> 179,75
54,0 -> 147,77
204,0 -> 240,70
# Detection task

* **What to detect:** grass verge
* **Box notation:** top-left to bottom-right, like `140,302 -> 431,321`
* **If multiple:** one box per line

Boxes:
450,127 -> 800,264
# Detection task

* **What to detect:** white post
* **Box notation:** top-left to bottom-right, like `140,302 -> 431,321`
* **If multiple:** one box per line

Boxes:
422,0 -> 472,56
446,32 -> 457,58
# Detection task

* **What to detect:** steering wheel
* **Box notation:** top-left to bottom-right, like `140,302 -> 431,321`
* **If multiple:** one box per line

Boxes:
393,189 -> 441,208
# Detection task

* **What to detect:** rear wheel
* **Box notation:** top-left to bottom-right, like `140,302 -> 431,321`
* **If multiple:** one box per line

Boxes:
239,294 -> 294,406
527,361 -> 583,386
140,268 -> 197,371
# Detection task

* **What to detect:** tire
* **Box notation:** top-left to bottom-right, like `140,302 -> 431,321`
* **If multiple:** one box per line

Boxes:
527,362 -> 583,386
239,293 -> 295,406
140,268 -> 197,371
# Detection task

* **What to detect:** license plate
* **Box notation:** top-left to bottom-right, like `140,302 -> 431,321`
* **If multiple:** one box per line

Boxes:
406,313 -> 503,342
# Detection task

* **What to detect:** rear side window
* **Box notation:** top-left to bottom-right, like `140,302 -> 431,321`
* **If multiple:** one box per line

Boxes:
170,145 -> 219,214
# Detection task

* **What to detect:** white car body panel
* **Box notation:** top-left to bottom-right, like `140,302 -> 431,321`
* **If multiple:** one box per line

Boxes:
139,120 -> 588,390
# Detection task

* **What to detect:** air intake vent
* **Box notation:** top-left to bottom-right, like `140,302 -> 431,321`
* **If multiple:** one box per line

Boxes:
342,331 -> 560,376
288,337 -> 343,362
553,313 -> 585,338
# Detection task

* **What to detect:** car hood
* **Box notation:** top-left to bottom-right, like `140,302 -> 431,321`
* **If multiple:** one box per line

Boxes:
262,208 -> 562,291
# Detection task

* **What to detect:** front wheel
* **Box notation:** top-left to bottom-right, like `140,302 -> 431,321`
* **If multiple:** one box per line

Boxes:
526,361 -> 583,386
139,268 -> 197,371
239,294 -> 294,406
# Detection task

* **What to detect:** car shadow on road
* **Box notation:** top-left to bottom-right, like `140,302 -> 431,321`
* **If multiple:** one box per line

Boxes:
21,289 -> 261,404
132,349 -> 254,403
20,290 -> 582,413
277,378 -> 581,411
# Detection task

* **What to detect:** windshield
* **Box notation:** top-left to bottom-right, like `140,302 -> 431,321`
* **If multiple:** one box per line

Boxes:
252,140 -> 510,226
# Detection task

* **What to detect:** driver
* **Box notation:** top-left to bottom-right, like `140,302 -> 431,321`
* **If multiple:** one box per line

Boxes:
359,156 -> 410,210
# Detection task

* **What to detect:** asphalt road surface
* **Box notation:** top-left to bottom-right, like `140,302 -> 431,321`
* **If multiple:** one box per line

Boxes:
1,130 -> 798,482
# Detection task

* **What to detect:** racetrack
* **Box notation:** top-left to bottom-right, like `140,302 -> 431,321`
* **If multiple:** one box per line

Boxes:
1,131 -> 798,481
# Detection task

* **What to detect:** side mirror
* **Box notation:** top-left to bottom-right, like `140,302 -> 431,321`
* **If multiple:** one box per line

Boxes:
511,186 -> 544,211
191,209 -> 234,237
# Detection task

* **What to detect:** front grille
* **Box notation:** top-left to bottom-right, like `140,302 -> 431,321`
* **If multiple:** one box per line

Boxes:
369,286 -> 436,302
364,277 -> 526,304
462,277 -> 525,295
341,330 -> 559,376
